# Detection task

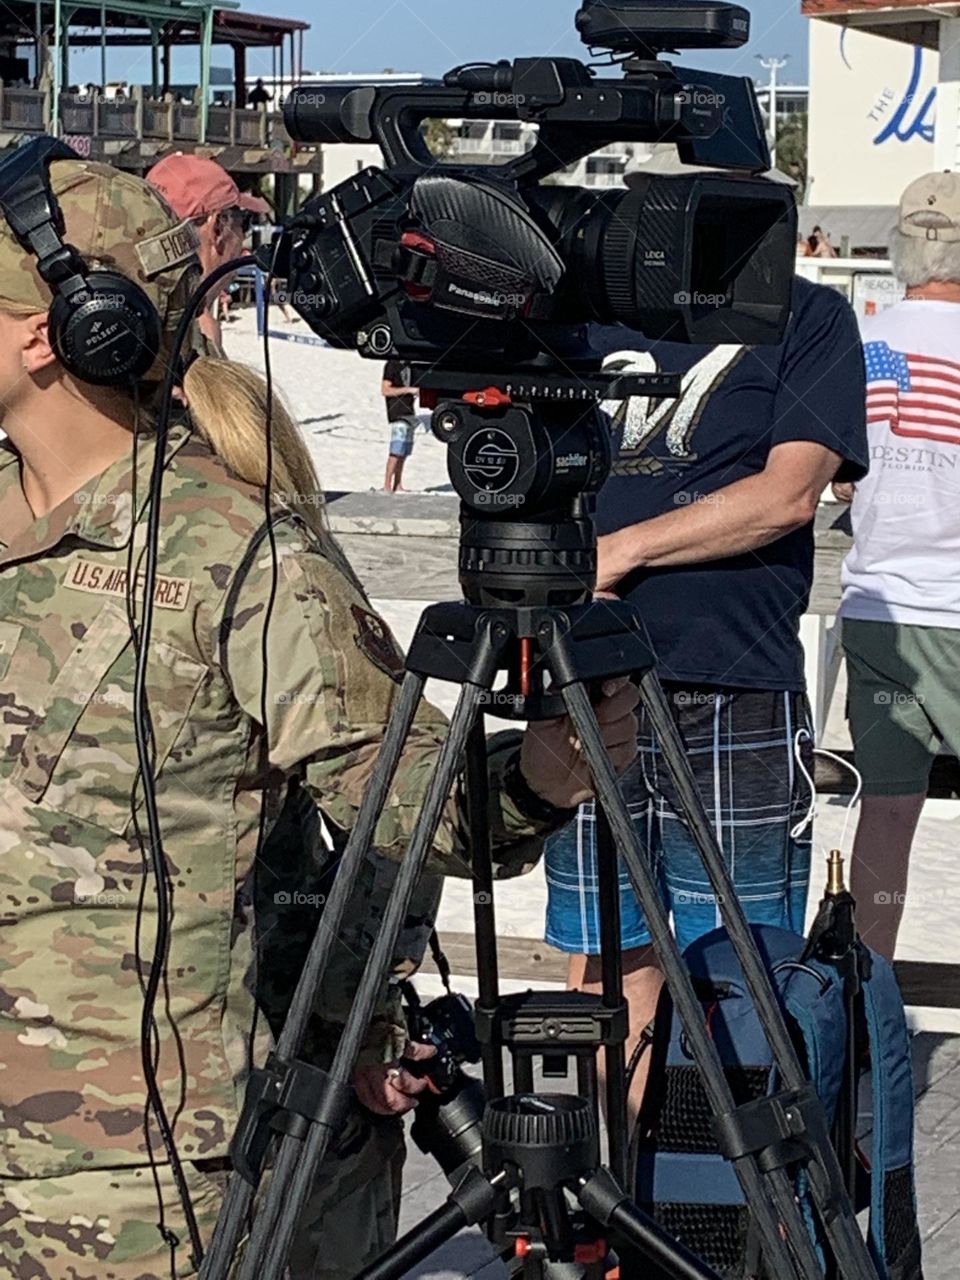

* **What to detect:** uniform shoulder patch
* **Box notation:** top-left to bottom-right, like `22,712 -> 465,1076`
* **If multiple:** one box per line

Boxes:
351,605 -> 405,682
64,558 -> 192,611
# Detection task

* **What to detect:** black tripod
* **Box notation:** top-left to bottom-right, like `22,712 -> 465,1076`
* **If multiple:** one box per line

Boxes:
200,379 -> 880,1280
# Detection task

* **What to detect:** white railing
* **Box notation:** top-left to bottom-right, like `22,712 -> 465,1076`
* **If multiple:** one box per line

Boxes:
453,136 -> 528,156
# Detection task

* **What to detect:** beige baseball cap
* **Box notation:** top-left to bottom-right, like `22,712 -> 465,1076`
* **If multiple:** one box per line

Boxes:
898,171 -> 960,242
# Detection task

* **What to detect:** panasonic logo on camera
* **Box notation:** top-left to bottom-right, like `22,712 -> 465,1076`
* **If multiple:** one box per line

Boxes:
448,283 -> 502,307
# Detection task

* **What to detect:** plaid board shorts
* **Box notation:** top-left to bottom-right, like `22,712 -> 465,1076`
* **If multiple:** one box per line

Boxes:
545,685 -> 815,955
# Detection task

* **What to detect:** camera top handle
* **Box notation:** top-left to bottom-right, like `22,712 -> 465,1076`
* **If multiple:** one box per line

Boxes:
284,58 -> 721,182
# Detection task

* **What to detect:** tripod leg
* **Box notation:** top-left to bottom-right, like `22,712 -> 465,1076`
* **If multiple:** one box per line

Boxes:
465,716 -> 506,1100
240,680 -> 493,1280
636,672 -> 878,1280
557,678 -> 808,1280
201,670 -> 427,1279
595,806 -> 629,1187
579,1168 -> 721,1280
354,1167 -> 505,1280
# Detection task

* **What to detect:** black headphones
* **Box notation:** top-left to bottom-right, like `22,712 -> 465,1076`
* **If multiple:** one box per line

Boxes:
0,135 -> 162,386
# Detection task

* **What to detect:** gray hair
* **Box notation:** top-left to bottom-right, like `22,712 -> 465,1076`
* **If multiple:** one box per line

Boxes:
888,226 -> 960,287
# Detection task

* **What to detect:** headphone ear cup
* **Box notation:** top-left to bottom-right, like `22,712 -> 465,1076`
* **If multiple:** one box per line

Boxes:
48,271 -> 163,387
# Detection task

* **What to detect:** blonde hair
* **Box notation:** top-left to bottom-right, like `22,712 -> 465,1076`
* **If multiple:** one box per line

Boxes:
182,357 -> 327,536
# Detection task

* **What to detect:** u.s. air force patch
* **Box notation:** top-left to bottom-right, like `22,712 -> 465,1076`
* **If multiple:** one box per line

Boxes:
64,558 -> 192,611
351,604 -> 405,681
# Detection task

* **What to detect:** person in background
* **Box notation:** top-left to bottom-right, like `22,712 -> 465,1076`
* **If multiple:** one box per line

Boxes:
146,152 -> 269,353
545,273 -> 868,1119
248,76 -> 273,110
382,359 -> 419,493
839,172 -> 960,960
807,224 -> 839,258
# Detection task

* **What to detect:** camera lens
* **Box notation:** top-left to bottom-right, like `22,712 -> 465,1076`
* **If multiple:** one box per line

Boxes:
528,176 -> 795,344
410,1071 -> 487,1179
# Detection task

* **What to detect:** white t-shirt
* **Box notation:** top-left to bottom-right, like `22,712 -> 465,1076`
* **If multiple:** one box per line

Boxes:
841,299 -> 960,628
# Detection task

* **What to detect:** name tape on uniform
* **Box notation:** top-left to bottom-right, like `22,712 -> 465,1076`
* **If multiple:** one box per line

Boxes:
64,558 -> 192,611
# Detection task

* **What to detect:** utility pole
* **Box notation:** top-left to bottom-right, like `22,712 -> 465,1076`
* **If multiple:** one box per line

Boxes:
756,54 -> 790,167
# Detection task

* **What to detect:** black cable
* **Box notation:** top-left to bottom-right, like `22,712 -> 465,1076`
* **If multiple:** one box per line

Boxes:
132,255 -> 257,1271
246,245 -> 285,1072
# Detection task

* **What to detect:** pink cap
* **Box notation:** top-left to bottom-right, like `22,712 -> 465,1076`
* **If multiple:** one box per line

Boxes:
146,152 -> 270,220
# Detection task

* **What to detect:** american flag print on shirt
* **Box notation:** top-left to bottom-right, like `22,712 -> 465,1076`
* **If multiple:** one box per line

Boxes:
864,339 -> 960,446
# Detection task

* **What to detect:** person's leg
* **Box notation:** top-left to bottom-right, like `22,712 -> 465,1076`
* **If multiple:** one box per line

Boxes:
393,420 -> 416,492
843,619 -> 946,959
850,794 -> 925,961
384,422 -> 414,492
383,453 -> 402,492
544,764 -> 664,1126
568,944 -> 663,1119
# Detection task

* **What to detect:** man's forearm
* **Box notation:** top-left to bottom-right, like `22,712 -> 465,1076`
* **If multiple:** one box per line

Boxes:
600,470 -> 817,582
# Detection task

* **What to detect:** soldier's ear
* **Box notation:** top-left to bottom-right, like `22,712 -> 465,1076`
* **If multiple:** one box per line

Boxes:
20,312 -> 57,376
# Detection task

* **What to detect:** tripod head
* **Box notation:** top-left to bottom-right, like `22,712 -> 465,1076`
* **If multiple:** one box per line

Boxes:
420,368 -> 678,610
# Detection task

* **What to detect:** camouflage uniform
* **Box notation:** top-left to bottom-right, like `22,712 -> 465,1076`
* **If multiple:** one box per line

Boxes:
0,159 -> 548,1278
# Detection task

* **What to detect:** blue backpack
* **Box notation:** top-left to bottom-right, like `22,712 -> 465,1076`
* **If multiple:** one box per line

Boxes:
632,925 -> 922,1280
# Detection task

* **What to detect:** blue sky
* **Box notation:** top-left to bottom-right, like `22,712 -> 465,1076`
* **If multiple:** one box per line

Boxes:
276,0 -> 810,83
73,1 -> 810,90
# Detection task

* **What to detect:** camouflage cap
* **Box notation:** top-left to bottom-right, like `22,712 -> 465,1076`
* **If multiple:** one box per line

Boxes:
0,158 -> 201,374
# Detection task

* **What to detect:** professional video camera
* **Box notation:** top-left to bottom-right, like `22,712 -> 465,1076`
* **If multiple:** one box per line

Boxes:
265,0 -> 798,618
276,0 -> 797,361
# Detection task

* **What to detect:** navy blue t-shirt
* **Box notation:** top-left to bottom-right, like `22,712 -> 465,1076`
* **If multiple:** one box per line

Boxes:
594,277 -> 868,692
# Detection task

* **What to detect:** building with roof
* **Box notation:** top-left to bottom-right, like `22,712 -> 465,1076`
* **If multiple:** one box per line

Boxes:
802,0 -> 958,254
0,0 -> 321,202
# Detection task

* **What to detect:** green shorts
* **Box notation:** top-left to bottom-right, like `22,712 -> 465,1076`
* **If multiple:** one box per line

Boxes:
843,617 -> 960,795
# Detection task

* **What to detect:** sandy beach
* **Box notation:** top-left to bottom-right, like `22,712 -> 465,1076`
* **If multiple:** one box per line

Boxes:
224,306 -> 452,495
